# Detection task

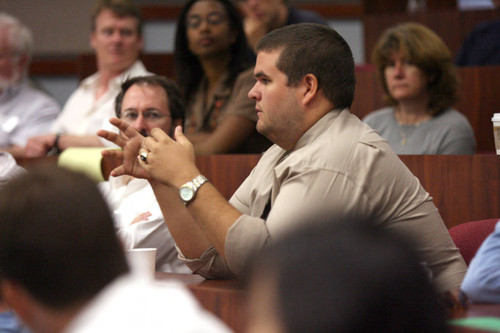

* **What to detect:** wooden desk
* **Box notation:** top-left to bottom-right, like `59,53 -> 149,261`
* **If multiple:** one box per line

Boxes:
156,272 -> 500,333
155,273 -> 245,333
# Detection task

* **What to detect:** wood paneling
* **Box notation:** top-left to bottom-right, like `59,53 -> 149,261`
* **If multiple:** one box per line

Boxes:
193,154 -> 500,229
139,3 -> 364,20
195,154 -> 261,200
363,8 -> 500,62
399,155 -> 500,228
76,53 -> 176,81
17,154 -> 500,231
29,56 -> 78,76
363,0 -> 456,13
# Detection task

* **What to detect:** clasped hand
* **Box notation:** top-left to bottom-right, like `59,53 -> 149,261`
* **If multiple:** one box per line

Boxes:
97,118 -> 200,188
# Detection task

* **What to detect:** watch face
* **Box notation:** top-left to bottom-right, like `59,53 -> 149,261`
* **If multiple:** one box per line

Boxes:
180,186 -> 194,202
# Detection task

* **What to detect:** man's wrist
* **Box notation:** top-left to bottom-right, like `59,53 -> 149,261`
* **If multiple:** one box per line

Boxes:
179,174 -> 209,205
54,133 -> 62,150
47,133 -> 63,156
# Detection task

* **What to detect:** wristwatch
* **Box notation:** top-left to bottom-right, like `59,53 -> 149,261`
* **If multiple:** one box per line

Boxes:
179,175 -> 208,205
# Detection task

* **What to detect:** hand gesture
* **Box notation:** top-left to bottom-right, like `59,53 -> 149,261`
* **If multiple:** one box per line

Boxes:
138,126 -> 200,188
97,118 -> 149,179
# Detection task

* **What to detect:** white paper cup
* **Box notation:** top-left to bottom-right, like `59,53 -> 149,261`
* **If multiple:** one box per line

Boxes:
125,248 -> 157,280
492,113 -> 500,155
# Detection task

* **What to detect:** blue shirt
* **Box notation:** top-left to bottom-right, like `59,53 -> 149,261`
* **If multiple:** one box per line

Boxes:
0,311 -> 30,333
461,220 -> 500,303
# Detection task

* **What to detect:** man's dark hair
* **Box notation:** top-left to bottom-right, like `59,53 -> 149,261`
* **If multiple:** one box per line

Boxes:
0,167 -> 128,309
246,217 -> 447,333
256,23 -> 355,109
174,0 -> 252,101
91,0 -> 143,36
115,75 -> 185,125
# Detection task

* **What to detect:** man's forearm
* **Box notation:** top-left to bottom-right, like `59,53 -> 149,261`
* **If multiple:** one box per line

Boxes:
1,145 -> 26,159
186,182 -> 243,259
149,180 -> 213,258
150,179 -> 242,261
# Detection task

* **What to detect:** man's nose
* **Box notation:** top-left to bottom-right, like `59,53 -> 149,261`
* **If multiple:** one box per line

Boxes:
132,114 -> 147,131
248,83 -> 259,100
111,30 -> 123,43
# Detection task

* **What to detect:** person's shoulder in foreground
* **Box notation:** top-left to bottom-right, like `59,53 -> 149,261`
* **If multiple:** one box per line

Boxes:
461,220 -> 500,303
0,166 -> 230,333
66,275 -> 231,333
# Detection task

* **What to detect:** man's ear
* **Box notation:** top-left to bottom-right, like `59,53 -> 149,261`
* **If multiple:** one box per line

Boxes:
300,73 -> 319,106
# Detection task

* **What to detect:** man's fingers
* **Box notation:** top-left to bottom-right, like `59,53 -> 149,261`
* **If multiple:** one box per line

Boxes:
109,164 -> 127,177
109,117 -> 141,139
97,130 -> 126,147
101,148 -> 124,161
150,127 -> 170,142
173,126 -> 191,146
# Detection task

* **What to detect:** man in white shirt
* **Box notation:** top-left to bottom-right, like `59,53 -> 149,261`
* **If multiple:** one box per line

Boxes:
25,0 -> 148,157
99,75 -> 190,273
0,12 -> 60,158
0,167 -> 231,333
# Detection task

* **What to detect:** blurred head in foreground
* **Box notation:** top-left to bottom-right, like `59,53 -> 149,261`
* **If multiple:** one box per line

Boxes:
245,218 -> 447,333
0,167 -> 128,332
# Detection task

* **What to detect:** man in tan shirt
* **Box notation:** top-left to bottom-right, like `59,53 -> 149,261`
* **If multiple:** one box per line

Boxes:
100,23 -> 466,293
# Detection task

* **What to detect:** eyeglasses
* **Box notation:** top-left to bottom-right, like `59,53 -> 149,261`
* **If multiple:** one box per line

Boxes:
122,110 -> 171,123
186,12 -> 227,29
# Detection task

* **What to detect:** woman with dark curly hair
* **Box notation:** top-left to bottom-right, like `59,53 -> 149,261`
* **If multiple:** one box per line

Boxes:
363,23 -> 475,154
174,0 -> 270,154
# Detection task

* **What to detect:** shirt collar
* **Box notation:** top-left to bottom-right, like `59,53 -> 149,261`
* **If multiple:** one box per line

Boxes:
292,108 -> 345,151
80,60 -> 146,90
